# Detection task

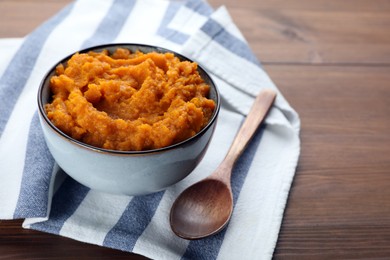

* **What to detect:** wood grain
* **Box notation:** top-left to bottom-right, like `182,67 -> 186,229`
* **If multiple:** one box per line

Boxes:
0,0 -> 72,37
1,0 -> 390,259
213,0 -> 390,64
270,65 -> 390,258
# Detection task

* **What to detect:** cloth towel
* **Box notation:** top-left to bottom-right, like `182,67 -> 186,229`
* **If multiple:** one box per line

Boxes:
0,0 -> 300,259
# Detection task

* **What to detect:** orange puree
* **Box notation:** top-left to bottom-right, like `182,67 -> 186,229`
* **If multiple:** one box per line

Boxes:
45,48 -> 215,151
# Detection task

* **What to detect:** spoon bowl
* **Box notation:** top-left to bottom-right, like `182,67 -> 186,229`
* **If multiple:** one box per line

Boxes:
170,179 -> 233,239
170,89 -> 277,239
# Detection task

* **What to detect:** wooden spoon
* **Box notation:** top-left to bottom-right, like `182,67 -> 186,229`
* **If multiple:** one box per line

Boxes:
170,89 -> 277,240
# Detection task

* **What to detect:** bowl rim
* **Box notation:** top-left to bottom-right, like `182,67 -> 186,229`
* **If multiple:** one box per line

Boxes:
37,43 -> 221,155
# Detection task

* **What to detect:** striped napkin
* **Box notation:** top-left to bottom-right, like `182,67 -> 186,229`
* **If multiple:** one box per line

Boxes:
0,0 -> 300,259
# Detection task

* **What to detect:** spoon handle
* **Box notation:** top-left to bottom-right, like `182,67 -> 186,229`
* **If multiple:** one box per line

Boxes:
220,89 -> 277,172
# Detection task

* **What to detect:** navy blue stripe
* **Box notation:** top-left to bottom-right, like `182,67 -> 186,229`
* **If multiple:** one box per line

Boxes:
185,0 -> 213,16
30,176 -> 90,234
0,3 -> 74,137
156,0 -> 214,45
157,2 -> 190,44
13,113 -> 55,219
103,191 -> 165,251
182,125 -> 266,260
200,19 -> 261,66
82,0 -> 137,49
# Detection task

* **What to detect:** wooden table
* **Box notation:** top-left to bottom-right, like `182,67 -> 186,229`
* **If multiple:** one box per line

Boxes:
1,0 -> 390,259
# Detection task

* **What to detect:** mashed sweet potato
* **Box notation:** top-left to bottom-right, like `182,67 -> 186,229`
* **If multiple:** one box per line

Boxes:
45,48 -> 215,151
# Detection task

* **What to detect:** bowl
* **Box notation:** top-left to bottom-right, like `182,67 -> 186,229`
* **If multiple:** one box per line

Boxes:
37,43 -> 220,196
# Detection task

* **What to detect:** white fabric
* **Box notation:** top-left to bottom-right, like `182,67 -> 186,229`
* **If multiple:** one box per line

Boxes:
0,0 -> 300,259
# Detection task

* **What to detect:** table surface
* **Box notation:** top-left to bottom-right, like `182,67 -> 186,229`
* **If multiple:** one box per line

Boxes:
1,0 -> 390,259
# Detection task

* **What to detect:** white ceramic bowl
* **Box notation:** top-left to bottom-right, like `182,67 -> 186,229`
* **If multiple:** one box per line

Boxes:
37,43 -> 220,196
